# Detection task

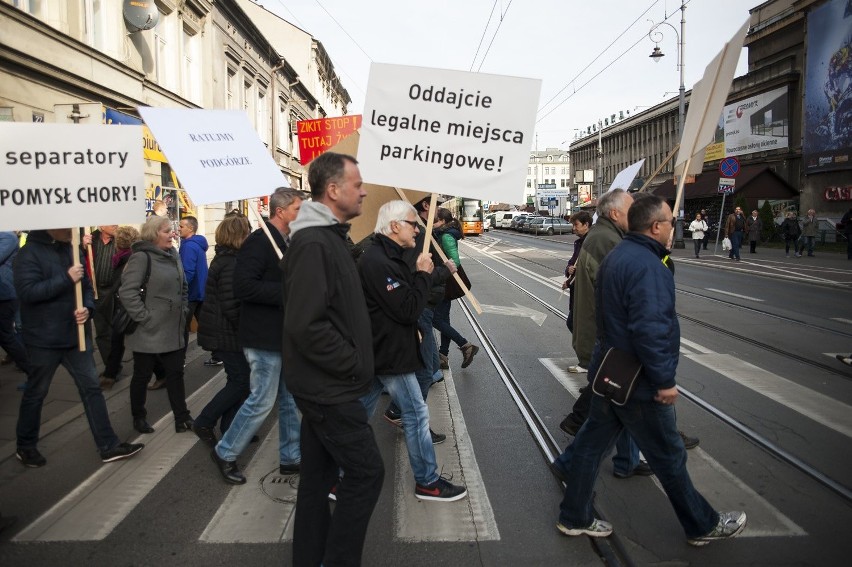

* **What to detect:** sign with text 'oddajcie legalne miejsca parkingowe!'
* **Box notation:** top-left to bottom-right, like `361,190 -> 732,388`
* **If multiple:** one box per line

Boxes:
0,122 -> 144,231
297,115 -> 362,166
358,63 -> 541,204
137,108 -> 289,205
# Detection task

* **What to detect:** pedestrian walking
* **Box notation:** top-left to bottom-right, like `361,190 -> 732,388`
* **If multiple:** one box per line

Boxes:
780,212 -> 802,258
563,211 -> 592,335
281,152 -> 383,567
178,216 -> 213,363
688,212 -> 708,259
724,206 -> 747,261
89,225 -> 118,371
14,228 -> 144,466
555,194 -> 747,546
801,209 -> 818,257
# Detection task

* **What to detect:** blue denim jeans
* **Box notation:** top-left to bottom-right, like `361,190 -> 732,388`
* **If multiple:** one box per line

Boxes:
388,309 -> 438,416
215,347 -> 301,466
195,350 -> 251,434
802,235 -> 815,256
17,343 -> 119,453
555,423 -> 639,476
730,230 -> 744,259
433,299 -> 468,356
361,373 -> 438,485
558,395 -> 718,538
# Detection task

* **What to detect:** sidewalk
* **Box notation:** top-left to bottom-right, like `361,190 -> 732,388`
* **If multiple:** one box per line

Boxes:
0,334 -> 205,463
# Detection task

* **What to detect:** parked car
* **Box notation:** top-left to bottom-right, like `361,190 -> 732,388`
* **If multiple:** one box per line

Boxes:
499,212 -> 522,228
510,214 -> 534,231
484,213 -> 497,231
513,215 -> 536,231
528,217 -> 574,235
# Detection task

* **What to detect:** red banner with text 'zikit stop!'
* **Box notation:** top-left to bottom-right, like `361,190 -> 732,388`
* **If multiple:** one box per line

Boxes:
297,115 -> 362,166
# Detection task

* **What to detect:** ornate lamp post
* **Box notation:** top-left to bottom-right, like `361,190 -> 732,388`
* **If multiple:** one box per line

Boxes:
648,0 -> 686,248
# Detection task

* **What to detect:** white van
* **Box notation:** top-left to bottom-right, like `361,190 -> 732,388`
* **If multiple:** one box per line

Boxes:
499,211 -> 522,228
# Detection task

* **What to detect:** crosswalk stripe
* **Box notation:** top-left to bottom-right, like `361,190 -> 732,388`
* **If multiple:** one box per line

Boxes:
686,354 -> 852,439
540,357 -> 806,539
13,372 -> 226,542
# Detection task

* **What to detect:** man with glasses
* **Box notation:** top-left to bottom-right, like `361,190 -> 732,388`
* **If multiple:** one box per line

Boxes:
358,200 -> 467,503
724,206 -> 747,261
555,194 -> 747,546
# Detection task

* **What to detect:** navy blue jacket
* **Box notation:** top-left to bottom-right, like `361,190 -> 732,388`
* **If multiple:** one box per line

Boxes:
180,234 -> 208,302
13,230 -> 94,349
587,233 -> 679,401
235,223 -> 286,351
0,231 -> 19,301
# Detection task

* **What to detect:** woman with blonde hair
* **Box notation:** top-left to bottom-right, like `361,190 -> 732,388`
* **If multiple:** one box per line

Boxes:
120,216 -> 192,433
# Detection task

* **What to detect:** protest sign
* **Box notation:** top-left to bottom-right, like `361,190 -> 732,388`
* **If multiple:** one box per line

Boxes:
607,159 -> 646,193
297,115 -> 362,165
0,122 -> 144,231
137,108 -> 289,205
358,63 -> 541,204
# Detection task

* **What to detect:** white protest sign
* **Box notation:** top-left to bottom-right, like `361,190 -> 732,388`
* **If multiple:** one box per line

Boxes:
358,63 -> 541,203
137,108 -> 289,206
0,123 -> 144,231
607,159 -> 646,193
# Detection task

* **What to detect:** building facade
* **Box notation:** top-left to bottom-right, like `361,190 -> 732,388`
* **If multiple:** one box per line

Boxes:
526,149 -> 570,215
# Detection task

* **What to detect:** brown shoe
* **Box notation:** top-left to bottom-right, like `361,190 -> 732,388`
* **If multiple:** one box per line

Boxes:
100,377 -> 116,391
147,378 -> 166,391
460,343 -> 479,369
439,353 -> 449,370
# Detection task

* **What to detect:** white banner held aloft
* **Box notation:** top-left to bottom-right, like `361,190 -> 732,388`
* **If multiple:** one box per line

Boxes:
0,123 -> 144,231
358,63 -> 542,204
137,108 -> 289,206
607,159 -> 646,193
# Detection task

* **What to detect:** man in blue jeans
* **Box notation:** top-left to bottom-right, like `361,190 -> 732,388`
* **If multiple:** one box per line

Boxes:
359,200 -> 466,503
724,206 -> 747,261
14,228 -> 144,467
556,195 -> 746,546
210,188 -> 303,484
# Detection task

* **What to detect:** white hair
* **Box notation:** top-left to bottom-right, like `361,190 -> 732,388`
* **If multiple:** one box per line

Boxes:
375,200 -> 418,236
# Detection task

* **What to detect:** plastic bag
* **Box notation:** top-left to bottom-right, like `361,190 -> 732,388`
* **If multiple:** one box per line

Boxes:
722,237 -> 732,251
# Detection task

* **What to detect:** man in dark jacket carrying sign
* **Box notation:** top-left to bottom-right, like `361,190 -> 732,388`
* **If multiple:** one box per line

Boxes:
281,152 -> 381,567
555,195 -> 747,547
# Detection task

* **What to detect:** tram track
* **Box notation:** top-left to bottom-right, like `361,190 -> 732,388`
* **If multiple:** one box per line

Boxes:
458,248 -> 852,528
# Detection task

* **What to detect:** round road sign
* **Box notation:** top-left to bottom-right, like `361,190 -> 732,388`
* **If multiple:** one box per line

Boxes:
719,156 -> 740,177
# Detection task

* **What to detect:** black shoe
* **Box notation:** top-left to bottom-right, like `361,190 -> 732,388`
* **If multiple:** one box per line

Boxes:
133,418 -> 154,434
250,435 -> 261,444
203,357 -> 224,367
679,431 -> 700,449
279,463 -> 300,475
210,450 -> 246,485
613,461 -> 654,479
460,343 -> 479,369
430,429 -> 446,445
559,414 -> 583,436
383,409 -> 402,428
193,424 -> 217,448
0,513 -> 17,535
101,442 -> 145,463
147,378 -> 166,390
175,417 -> 194,433
16,447 -> 46,468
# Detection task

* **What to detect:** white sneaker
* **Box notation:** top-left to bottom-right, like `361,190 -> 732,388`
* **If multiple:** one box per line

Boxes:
687,511 -> 747,546
567,365 -> 587,373
556,519 -> 613,537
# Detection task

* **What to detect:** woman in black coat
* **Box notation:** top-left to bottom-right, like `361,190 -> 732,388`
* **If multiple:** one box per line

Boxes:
780,212 -> 802,257
192,213 -> 252,446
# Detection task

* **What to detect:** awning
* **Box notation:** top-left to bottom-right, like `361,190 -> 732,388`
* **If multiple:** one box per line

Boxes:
651,166 -> 799,200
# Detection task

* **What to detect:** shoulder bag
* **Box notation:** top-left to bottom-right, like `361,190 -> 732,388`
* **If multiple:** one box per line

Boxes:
444,264 -> 472,301
112,252 -> 151,336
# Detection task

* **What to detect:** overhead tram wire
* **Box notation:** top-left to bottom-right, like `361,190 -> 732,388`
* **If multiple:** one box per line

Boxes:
470,0 -> 499,72
473,0 -> 514,73
536,0 -> 694,124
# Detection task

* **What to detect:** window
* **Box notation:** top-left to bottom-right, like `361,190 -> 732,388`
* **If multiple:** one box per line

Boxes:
225,67 -> 238,110
243,79 -> 255,126
181,23 -> 201,103
256,87 -> 269,144
153,9 -> 178,91
81,0 -> 122,56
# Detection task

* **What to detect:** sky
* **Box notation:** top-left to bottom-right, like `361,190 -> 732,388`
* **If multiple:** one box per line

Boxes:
255,0 -> 753,151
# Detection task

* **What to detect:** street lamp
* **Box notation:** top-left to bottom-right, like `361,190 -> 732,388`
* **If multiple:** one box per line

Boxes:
648,0 -> 686,248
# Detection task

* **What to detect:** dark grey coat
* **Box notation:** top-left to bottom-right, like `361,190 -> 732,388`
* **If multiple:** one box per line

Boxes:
119,240 -> 187,354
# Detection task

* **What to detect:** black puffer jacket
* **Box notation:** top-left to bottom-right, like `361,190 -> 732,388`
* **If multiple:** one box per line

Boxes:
197,245 -> 241,353
14,230 -> 94,349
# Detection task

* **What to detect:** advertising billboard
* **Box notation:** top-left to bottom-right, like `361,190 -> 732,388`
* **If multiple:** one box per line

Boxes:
803,0 -> 852,173
704,85 -> 789,162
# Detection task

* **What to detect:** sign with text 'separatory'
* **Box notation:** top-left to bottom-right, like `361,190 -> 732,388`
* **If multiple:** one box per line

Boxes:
0,122 -> 144,231
358,63 -> 541,204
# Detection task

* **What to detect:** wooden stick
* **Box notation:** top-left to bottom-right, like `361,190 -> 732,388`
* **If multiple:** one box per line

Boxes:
84,226 -> 97,299
71,228 -> 86,352
392,187 -> 482,314
673,156 -> 691,219
636,144 -> 680,193
421,193 -> 437,256
248,201 -> 284,260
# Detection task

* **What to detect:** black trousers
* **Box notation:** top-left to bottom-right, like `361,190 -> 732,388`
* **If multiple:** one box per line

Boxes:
293,398 -> 384,567
130,349 -> 189,421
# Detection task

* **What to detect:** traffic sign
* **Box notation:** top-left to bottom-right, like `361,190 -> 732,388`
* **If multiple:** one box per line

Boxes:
718,177 -> 735,194
719,156 -> 740,177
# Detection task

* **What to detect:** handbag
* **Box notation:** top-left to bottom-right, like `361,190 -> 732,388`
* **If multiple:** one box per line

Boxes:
112,252 -> 151,336
444,264 -> 472,301
591,347 -> 643,406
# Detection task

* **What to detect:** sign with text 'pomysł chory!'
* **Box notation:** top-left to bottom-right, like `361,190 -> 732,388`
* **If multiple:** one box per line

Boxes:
137,108 -> 289,205
358,63 -> 541,203
0,122 -> 144,231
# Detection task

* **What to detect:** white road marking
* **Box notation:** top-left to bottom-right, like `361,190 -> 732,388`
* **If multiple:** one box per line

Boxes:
393,367 -> 500,542
687,354 -> 852,439
679,337 -> 716,354
830,318 -> 852,325
540,357 -> 806,539
705,288 -> 764,302
13,372 -> 226,542
480,303 -> 547,326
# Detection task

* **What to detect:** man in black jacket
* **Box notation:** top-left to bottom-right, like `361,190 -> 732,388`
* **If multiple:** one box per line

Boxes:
281,152 -> 382,567
14,228 -> 143,466
359,200 -> 466,503
210,187 -> 303,484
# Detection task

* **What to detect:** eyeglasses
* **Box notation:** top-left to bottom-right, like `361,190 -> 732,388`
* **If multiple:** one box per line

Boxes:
656,217 -> 676,227
398,219 -> 419,229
